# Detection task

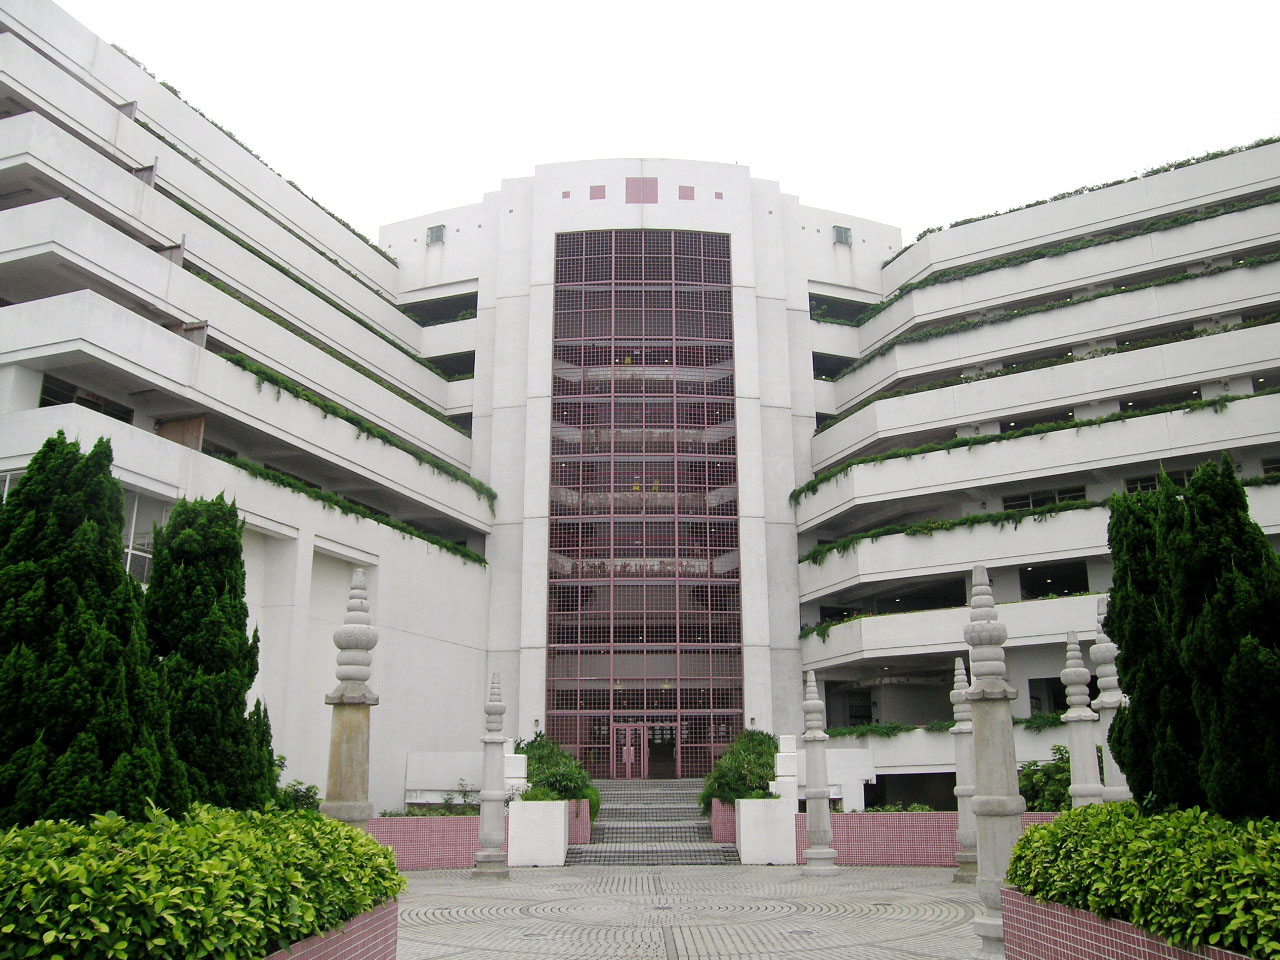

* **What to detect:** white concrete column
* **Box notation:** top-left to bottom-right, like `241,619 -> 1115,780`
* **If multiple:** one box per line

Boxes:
0,364 -> 42,414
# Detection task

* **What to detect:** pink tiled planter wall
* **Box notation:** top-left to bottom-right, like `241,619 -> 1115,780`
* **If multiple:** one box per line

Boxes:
1002,890 -> 1251,960
369,800 -> 592,871
263,898 -> 397,960
568,798 -> 592,844
368,815 -> 500,870
711,799 -> 735,843
791,811 -> 1059,866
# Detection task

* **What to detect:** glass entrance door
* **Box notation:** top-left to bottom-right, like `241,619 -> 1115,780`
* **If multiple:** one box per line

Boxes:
613,725 -> 646,779
647,725 -> 678,778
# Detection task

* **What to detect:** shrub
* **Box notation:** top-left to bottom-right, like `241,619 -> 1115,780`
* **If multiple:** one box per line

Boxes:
0,804 -> 405,959
1007,803 -> 1280,959
518,785 -> 560,801
515,733 -> 594,814
1018,745 -> 1072,813
698,730 -> 779,814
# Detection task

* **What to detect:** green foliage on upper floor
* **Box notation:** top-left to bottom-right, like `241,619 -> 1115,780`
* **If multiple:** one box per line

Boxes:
791,382 -> 1280,504
882,134 -> 1280,268
189,266 -> 470,436
221,352 -> 495,508
1007,802 -> 1280,958
217,456 -> 487,566
828,250 -> 1280,382
801,497 -> 1106,567
846,189 -> 1280,328
0,804 -> 405,960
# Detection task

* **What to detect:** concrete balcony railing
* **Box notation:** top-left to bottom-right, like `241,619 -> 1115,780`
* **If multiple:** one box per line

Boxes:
798,392 -> 1280,533
0,404 -> 495,581
830,258 -> 1280,412
881,140 -> 1280,291
797,484 -> 1280,605
0,113 -> 427,379
802,594 -> 1101,670
812,321 -> 1280,471
0,23 -> 399,292
797,508 -> 1111,605
0,201 -> 471,466
0,292 -> 493,530
857,201 -> 1280,358
828,725 -> 1060,775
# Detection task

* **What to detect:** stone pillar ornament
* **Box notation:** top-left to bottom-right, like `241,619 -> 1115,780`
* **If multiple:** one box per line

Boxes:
965,565 -> 1026,957
320,567 -> 379,829
951,657 -> 977,883
801,671 -> 839,876
1061,631 -> 1102,807
1090,596 -> 1132,803
473,673 -> 510,878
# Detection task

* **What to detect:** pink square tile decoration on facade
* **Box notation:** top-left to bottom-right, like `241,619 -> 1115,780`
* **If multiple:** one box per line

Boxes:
625,177 -> 658,203
562,190 -> 571,198
589,185 -> 606,200
679,185 -> 695,200
715,191 -> 723,199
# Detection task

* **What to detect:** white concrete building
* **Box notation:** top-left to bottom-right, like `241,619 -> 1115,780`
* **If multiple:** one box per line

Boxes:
3,0 -> 1278,810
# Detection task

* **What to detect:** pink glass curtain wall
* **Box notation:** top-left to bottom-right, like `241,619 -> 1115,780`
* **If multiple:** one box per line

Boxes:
548,230 -> 744,778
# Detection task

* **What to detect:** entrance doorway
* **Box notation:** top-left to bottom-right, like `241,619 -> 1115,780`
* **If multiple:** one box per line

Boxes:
612,724 -> 679,779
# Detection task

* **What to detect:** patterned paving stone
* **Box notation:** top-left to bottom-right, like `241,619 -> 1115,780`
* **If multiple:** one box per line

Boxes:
398,865 -> 984,959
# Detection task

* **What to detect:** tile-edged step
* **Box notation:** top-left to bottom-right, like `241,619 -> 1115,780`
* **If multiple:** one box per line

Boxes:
568,778 -> 739,866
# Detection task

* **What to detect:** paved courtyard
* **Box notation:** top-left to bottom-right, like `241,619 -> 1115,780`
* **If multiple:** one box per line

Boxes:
398,865 -> 984,959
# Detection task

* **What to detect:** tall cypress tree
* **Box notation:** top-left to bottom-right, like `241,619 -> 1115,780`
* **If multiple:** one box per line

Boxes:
145,495 -> 275,809
1106,483 -> 1205,812
0,432 -> 188,825
1168,456 -> 1280,819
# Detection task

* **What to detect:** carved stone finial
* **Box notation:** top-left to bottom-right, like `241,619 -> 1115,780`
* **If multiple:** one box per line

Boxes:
484,673 -> 506,733
326,567 -> 379,705
965,565 -> 1016,700
802,670 -> 827,737
1091,595 -> 1125,711
1061,632 -> 1096,721
950,657 -> 973,728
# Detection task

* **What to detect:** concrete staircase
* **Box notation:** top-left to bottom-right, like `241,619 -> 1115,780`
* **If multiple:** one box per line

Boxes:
566,779 -> 740,865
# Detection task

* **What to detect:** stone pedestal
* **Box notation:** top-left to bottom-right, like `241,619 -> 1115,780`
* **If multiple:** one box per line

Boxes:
951,657 -> 977,883
473,673 -> 510,878
1061,632 -> 1102,807
320,568 -> 379,831
801,671 -> 839,876
965,565 -> 1026,957
1090,597 -> 1133,803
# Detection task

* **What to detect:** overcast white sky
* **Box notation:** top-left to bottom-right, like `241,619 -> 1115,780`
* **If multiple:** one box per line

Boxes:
54,0 -> 1279,244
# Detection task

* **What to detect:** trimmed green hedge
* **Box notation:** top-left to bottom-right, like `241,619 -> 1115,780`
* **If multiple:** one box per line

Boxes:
0,804 -> 405,959
1008,803 -> 1280,959
698,730 -> 779,815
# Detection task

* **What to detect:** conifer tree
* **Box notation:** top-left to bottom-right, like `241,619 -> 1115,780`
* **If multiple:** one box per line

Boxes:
1166,456 -> 1280,819
0,432 -> 188,826
1106,483 -> 1205,812
145,495 -> 275,809
1108,456 -> 1280,819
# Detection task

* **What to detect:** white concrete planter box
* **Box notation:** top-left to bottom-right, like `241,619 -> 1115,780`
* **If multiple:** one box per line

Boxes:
506,799 -> 569,867
735,798 -> 797,865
